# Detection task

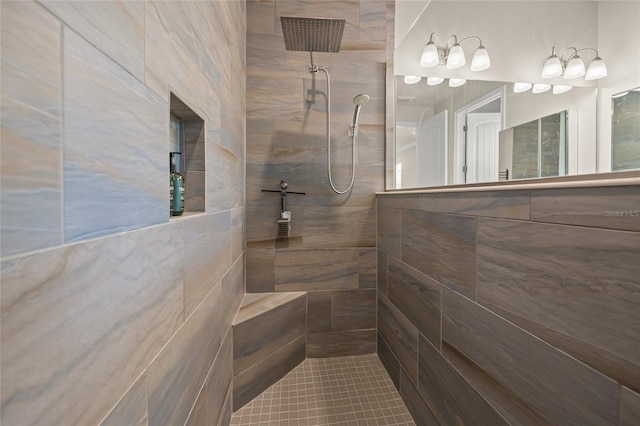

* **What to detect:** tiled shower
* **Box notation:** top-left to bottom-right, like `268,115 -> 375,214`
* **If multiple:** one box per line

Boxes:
1,1 -> 639,426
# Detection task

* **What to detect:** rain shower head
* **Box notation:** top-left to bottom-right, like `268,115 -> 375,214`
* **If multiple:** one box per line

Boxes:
280,16 -> 345,53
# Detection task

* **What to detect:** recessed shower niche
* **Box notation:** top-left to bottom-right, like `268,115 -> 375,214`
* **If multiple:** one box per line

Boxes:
169,93 -> 205,217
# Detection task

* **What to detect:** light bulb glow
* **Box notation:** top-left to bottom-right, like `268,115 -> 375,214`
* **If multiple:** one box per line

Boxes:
585,57 -> 608,80
552,85 -> 572,94
541,55 -> 563,78
446,44 -> 466,69
563,56 -> 586,79
420,41 -> 440,68
532,83 -> 551,94
449,78 -> 466,88
513,82 -> 532,93
404,75 -> 421,85
427,76 -> 445,86
470,46 -> 491,71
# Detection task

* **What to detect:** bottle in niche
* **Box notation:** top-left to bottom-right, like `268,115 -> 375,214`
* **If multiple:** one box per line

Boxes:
170,152 -> 185,216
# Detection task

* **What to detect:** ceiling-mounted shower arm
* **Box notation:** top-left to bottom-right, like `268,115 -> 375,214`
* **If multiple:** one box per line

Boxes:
309,52 -> 319,73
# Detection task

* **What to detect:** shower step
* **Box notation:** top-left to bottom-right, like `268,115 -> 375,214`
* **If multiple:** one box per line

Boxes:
232,291 -> 307,411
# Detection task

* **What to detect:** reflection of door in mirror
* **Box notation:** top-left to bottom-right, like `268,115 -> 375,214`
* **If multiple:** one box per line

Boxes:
507,111 -> 567,180
612,89 -> 640,171
465,113 -> 501,184
417,110 -> 447,187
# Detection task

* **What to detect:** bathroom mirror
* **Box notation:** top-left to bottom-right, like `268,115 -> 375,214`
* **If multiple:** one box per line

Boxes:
388,0 -> 640,189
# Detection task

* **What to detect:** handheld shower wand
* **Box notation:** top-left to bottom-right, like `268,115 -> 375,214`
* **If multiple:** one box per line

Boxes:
350,94 -> 370,137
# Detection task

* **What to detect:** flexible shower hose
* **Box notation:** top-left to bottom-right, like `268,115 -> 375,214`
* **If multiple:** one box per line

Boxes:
318,67 -> 357,194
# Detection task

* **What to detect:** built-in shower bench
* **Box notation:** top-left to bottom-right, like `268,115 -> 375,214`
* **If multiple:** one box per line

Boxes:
231,291 -> 307,410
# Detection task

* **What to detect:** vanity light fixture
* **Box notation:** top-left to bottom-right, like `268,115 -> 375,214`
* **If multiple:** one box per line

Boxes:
424,77 -> 466,87
404,75 -> 422,85
541,46 -> 607,80
513,82 -> 533,93
552,85 -> 572,94
532,83 -> 551,94
427,76 -> 445,86
420,33 -> 491,71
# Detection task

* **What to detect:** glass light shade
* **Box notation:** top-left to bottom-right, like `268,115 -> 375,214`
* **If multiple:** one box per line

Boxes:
563,56 -> 586,79
552,85 -> 572,94
585,57 -> 608,80
513,82 -> 532,93
541,55 -> 562,78
420,41 -> 440,68
427,76 -> 445,86
532,83 -> 551,94
404,75 -> 421,85
449,78 -> 466,88
470,46 -> 491,71
446,44 -> 466,69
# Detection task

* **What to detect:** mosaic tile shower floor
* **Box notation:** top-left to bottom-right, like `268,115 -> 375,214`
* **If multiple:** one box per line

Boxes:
230,354 -> 416,426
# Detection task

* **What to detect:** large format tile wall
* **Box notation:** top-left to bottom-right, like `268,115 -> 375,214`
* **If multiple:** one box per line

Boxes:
377,186 -> 640,424
245,0 -> 393,357
1,1 -> 245,425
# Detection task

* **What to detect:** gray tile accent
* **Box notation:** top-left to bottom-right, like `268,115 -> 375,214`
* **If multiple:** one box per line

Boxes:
63,28 -> 167,242
377,250 -> 388,297
477,218 -> 640,391
530,186 -> 640,231
233,336 -> 305,411
246,249 -> 276,293
387,257 -> 441,348
443,287 -> 619,425
378,295 -> 418,385
207,332 -> 234,426
377,333 -> 400,389
401,210 -> 477,299
307,291 -> 332,332
274,249 -> 359,291
399,368 -> 439,426
418,190 -> 530,220
620,386 -> 640,426
358,248 -> 377,288
307,330 -> 377,358
0,224 -> 183,426
233,292 -> 306,374
332,289 -> 377,331
0,1 -> 63,257
147,282 -> 221,426
417,334 -> 509,426
100,374 -> 147,426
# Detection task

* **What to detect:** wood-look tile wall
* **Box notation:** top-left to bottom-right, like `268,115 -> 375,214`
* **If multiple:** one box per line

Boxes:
377,185 -> 640,425
0,1 -> 245,425
246,0 -> 393,357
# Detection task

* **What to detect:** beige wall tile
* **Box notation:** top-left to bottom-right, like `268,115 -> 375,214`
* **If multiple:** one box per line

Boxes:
41,0 -> 144,80
0,223 -> 184,425
63,28 -> 167,242
207,332 -> 234,426
221,255 -> 245,333
378,294 -> 418,384
0,1 -> 62,256
418,190 -> 531,220
387,257 -> 441,348
247,0 -> 276,34
274,248 -> 359,291
402,210 -> 477,299
207,140 -> 244,214
233,336 -> 305,410
332,289 -> 376,331
147,280 -> 222,426
185,385 -> 207,426
477,218 -> 640,392
443,287 -> 619,425
100,373 -> 147,426
621,386 -> 640,426
531,186 -> 640,231
184,212 -> 231,317
359,0 -> 387,42
306,329 -> 376,357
